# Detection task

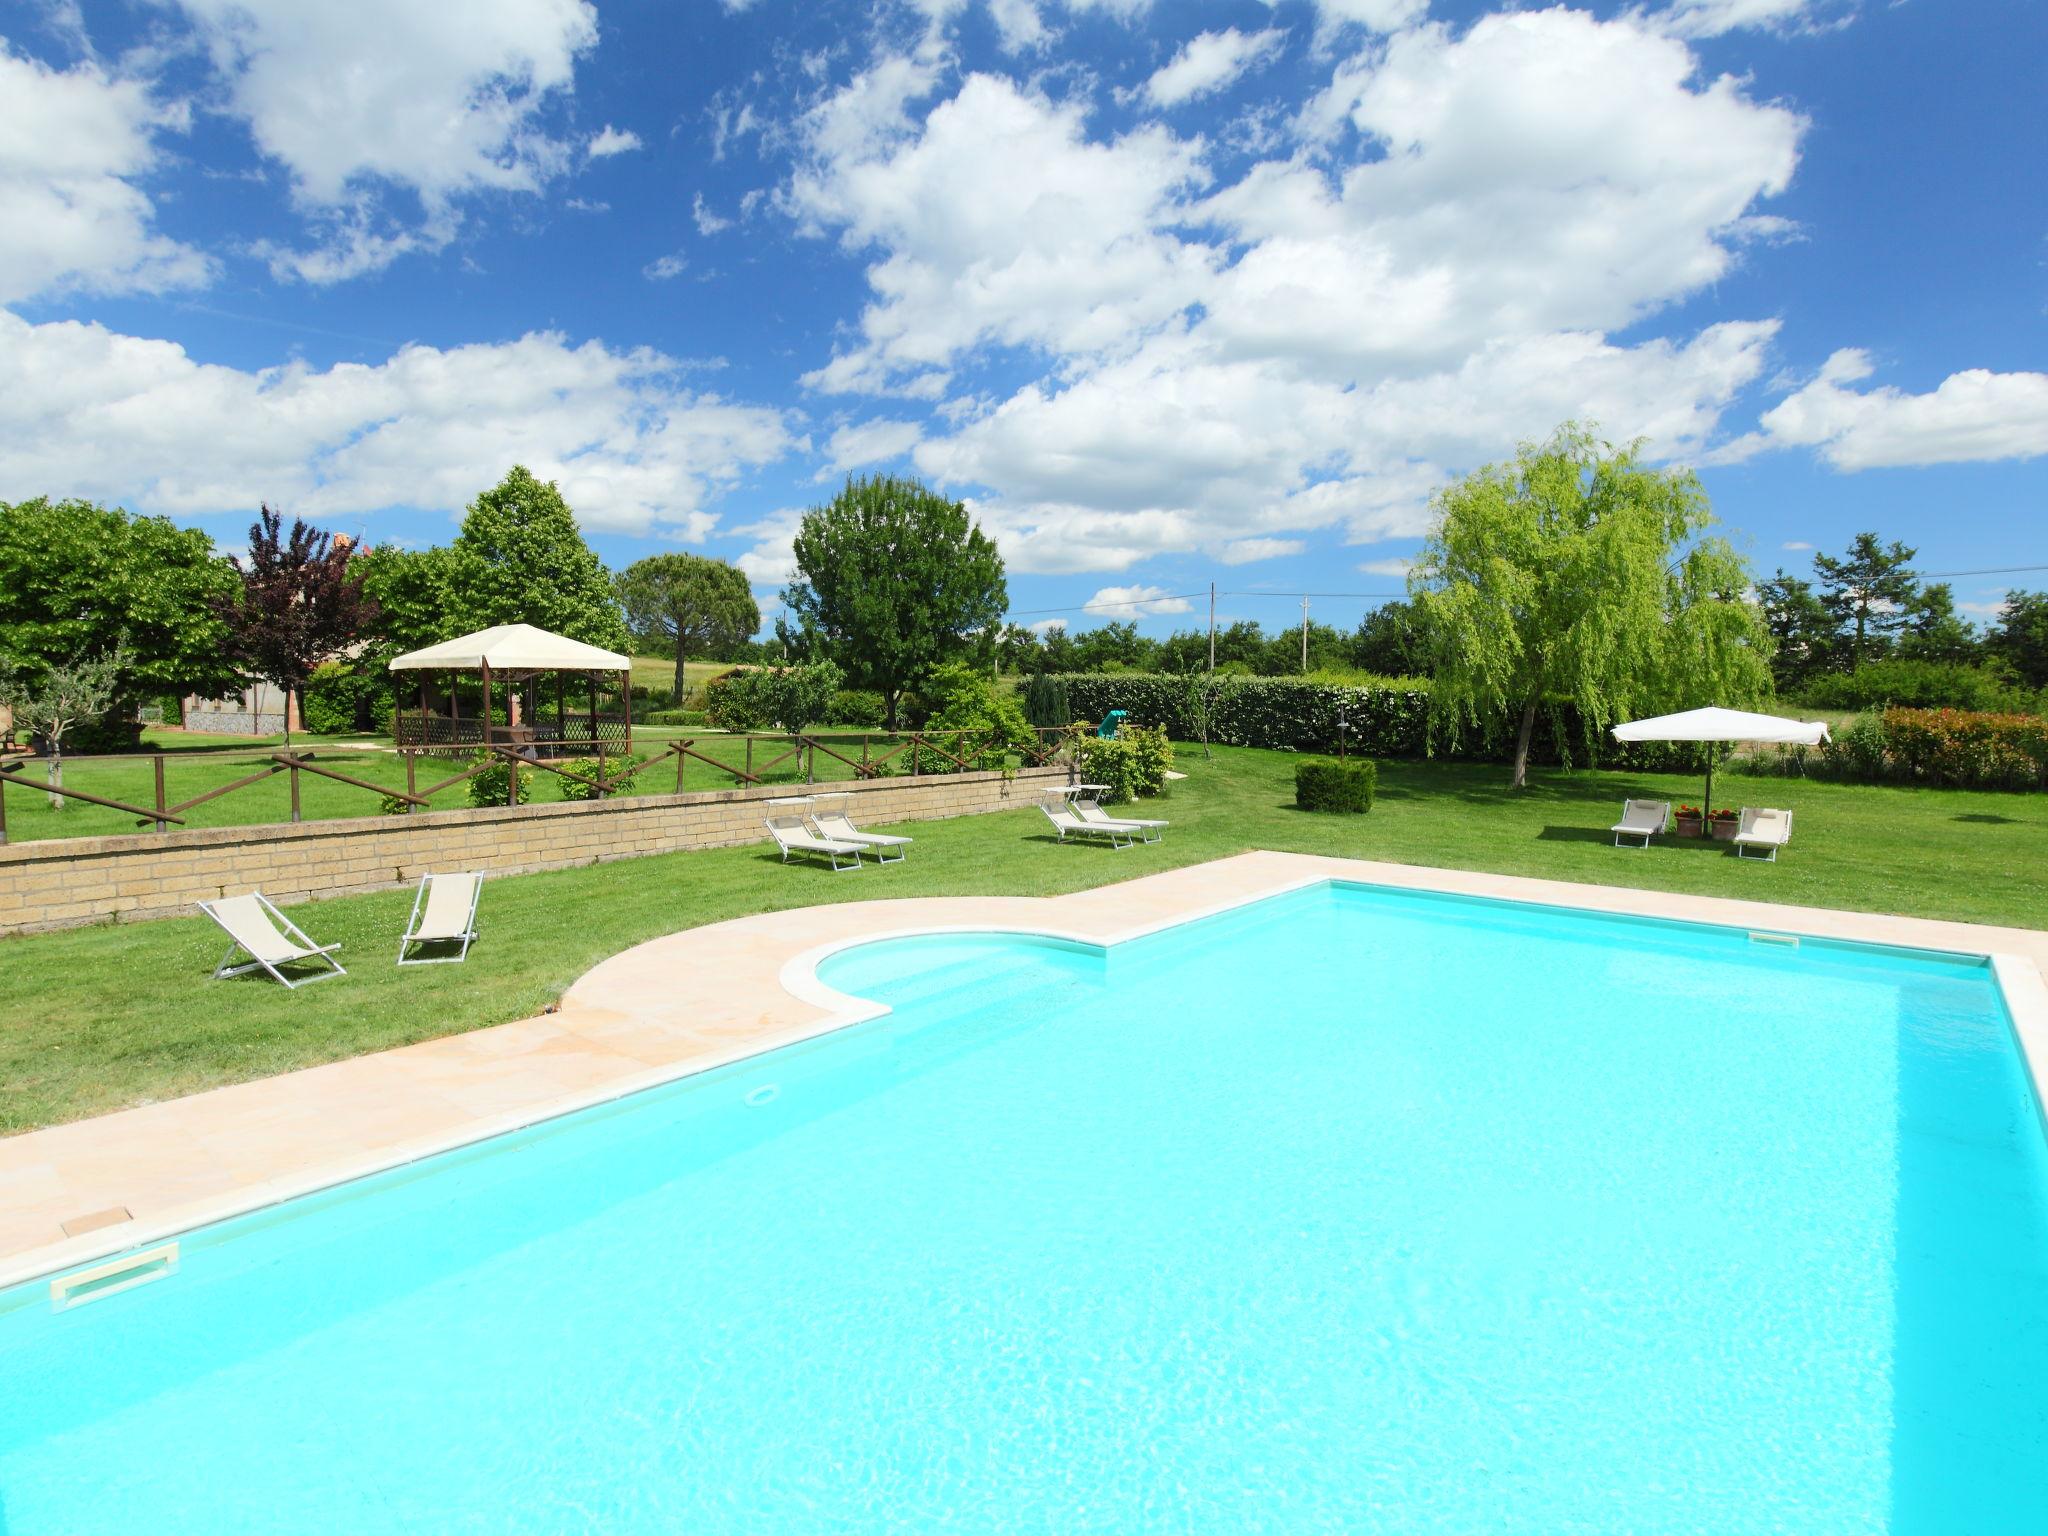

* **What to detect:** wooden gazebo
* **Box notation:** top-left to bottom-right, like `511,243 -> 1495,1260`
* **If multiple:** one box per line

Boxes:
388,623 -> 632,758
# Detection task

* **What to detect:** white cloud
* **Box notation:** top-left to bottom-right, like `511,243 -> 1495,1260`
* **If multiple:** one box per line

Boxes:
1357,557 -> 1413,578
0,44 -> 214,304
826,418 -> 923,471
1298,0 -> 1431,38
730,507 -> 806,586
692,192 -> 733,234
1755,350 -> 2048,470
988,0 -> 1051,52
792,70 -> 1215,395
1142,28 -> 1286,109
171,0 -> 599,278
1781,540 -> 1813,551
1083,584 -> 1193,616
1650,0 -> 1856,40
586,124 -> 642,157
644,252 -> 687,280
798,9 -> 1800,571
1219,537 -> 1304,564
0,311 -> 795,536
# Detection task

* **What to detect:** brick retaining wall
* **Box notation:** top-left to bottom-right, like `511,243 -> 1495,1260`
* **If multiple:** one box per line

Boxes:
0,766 -> 1068,935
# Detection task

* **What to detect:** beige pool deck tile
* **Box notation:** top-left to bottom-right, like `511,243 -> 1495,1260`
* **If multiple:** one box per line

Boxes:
4,848 -> 2045,1292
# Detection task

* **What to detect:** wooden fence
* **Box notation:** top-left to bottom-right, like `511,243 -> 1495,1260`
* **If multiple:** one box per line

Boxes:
0,727 -> 1079,848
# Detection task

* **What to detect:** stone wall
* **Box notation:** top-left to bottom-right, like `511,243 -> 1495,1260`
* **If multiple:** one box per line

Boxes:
0,766 -> 1068,935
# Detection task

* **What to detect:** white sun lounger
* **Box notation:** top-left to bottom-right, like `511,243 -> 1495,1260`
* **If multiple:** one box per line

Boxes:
1734,806 -> 1794,861
397,872 -> 484,965
766,813 -> 864,872
200,892 -> 346,989
1039,800 -> 1143,849
809,806 -> 912,864
1610,798 -> 1671,849
1073,797 -> 1167,844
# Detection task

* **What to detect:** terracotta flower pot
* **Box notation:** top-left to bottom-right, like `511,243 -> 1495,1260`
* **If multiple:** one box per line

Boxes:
1709,815 -> 1739,841
1674,812 -> 1704,838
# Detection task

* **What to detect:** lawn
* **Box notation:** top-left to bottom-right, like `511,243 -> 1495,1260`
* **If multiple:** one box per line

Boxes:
3,745 -> 2044,1133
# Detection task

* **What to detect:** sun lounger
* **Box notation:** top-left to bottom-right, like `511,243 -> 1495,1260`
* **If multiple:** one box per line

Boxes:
1610,799 -> 1671,849
200,892 -> 346,989
766,814 -> 864,871
810,806 -> 912,864
397,872 -> 483,965
1073,797 -> 1167,844
1039,800 -> 1141,849
1734,806 -> 1793,861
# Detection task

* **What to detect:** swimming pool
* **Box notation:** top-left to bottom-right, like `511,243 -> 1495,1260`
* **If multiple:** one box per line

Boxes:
3,880 -> 2045,1532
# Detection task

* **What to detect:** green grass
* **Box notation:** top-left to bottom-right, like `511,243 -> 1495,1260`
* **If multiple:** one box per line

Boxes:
631,656 -> 740,700
4,746 -> 2044,1133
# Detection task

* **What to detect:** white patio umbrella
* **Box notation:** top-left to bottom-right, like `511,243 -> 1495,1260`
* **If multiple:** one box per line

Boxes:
1611,706 -> 1830,818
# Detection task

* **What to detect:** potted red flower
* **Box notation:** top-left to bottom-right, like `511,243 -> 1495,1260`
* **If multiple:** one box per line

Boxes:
1708,807 -> 1739,840
1674,804 -> 1704,837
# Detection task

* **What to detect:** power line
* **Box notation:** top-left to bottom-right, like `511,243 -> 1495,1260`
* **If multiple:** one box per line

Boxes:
1917,564 -> 2048,580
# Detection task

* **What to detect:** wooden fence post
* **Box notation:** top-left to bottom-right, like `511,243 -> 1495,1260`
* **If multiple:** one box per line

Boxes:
289,758 -> 302,823
744,736 -> 753,783
0,775 -> 8,846
506,750 -> 518,808
153,755 -> 168,834
675,742 -> 686,793
406,750 -> 418,813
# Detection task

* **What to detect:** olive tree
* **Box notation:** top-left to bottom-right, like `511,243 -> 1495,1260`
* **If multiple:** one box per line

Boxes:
0,642 -> 130,808
1414,424 -> 1772,788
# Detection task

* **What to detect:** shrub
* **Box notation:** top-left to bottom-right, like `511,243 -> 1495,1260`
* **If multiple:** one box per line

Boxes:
704,669 -> 769,731
302,660 -> 393,735
830,688 -> 887,728
378,791 -> 412,816
906,663 -> 1037,773
640,708 -> 709,727
555,756 -> 623,801
1819,711 -> 1892,782
1295,758 -> 1376,813
1022,670 -> 1070,729
153,693 -> 184,726
1122,721 -> 1173,796
1057,673 -> 1430,756
1800,658 -> 2028,713
465,753 -> 531,809
1881,707 -> 2048,790
1077,736 -> 1143,803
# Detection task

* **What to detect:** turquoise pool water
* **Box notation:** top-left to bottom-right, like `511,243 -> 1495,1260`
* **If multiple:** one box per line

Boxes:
3,882 -> 2046,1532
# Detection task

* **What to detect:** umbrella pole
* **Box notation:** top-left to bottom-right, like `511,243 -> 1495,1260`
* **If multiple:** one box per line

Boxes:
1704,751 -> 1714,823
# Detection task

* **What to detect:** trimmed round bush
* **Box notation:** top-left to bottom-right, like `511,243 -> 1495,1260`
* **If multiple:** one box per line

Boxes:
1295,757 -> 1376,813
830,689 -> 887,727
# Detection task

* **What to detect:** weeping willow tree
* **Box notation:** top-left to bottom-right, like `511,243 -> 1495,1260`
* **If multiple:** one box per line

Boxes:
1413,424 -> 1773,788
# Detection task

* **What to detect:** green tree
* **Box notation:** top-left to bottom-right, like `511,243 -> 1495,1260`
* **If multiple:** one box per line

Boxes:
1986,590 -> 2048,689
1413,424 -> 1771,788
1070,620 -> 1155,671
994,622 -> 1042,675
0,498 -> 240,728
1755,571 -> 1838,694
444,467 -> 628,652
357,544 -> 455,658
1350,598 -> 1431,677
1896,582 -> 1979,667
615,553 -> 760,702
1812,532 -> 1917,670
758,662 -> 843,734
782,475 -> 1007,728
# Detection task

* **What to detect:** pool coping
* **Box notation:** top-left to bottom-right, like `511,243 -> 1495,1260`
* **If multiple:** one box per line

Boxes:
5,849 -> 2045,1294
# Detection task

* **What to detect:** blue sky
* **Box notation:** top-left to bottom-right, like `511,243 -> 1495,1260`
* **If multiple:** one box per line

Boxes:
1,0 -> 2042,642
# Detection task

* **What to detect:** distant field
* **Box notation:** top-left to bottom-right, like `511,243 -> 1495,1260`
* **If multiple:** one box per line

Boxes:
631,656 -> 745,701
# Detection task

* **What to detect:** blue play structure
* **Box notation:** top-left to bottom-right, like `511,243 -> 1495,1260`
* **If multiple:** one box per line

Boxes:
1097,710 -> 1128,739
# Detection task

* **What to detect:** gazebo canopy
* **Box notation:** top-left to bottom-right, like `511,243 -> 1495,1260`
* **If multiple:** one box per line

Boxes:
387,623 -> 628,674
1612,707 -> 1830,746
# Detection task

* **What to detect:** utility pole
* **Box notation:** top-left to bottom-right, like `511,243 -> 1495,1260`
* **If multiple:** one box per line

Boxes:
1207,582 -> 1216,676
1300,596 -> 1310,673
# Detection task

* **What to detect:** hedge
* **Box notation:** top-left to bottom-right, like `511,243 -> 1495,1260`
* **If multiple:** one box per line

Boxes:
1295,758 -> 1376,813
1049,673 -> 1686,769
1879,707 -> 2048,790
